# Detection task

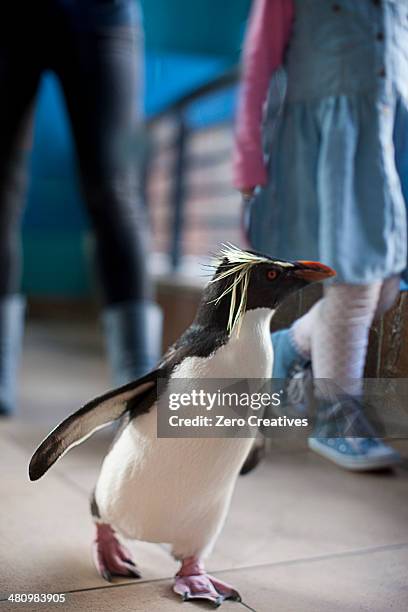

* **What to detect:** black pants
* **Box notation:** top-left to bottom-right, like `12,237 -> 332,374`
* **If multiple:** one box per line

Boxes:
0,0 -> 151,304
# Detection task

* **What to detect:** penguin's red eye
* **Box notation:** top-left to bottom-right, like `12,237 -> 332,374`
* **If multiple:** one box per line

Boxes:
267,269 -> 278,280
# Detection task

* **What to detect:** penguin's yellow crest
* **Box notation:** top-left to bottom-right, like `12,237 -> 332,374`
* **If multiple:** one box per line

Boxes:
209,244 -> 291,335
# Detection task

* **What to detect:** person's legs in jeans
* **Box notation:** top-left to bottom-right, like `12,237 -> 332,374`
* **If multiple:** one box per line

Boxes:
0,11 -> 42,414
54,5 -> 161,385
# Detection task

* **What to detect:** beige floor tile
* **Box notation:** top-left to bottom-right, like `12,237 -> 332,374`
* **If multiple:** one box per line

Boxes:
0,435 -> 178,596
215,544 -> 408,612
5,420 -> 408,577
0,580 -> 246,612
0,436 -> 96,595
3,545 -> 406,612
3,318 -> 408,606
211,451 -> 408,570
17,320 -> 110,426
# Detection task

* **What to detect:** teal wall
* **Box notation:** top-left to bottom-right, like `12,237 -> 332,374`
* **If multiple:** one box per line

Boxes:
141,0 -> 250,57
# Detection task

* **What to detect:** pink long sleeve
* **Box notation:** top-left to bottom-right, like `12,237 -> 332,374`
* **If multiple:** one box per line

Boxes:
233,0 -> 294,190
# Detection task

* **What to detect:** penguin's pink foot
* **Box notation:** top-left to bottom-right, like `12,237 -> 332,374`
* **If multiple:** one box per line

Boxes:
173,557 -> 241,607
93,523 -> 141,582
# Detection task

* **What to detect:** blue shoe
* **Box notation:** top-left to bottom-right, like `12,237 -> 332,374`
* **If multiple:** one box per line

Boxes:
271,329 -> 312,415
310,396 -> 401,471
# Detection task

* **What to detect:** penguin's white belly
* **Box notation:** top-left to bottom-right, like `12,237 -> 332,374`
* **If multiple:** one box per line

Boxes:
95,309 -> 273,559
95,412 -> 252,558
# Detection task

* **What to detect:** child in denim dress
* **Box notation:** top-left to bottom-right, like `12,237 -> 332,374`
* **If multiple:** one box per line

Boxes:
234,0 -> 408,470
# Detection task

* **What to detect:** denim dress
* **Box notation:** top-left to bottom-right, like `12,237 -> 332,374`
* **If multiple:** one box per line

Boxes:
249,0 -> 408,284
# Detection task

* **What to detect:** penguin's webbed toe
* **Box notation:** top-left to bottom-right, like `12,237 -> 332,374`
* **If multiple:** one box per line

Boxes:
92,523 -> 141,582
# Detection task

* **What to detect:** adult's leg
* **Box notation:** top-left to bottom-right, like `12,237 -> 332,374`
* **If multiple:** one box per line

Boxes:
54,5 -> 161,383
0,12 -> 42,413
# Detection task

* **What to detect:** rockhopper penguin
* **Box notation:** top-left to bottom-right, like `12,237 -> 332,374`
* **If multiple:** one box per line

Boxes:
29,245 -> 335,606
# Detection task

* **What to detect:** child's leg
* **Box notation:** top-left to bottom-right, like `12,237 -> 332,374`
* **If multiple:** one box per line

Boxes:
272,277 -> 401,469
273,277 -> 400,399
291,299 -> 322,358
311,283 -> 382,397
307,280 -> 401,470
290,276 -> 400,367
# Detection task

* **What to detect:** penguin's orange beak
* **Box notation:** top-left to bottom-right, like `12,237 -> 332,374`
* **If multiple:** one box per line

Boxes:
293,260 -> 336,282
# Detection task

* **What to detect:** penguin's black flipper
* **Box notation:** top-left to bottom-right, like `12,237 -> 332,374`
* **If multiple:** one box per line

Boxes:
29,370 -> 160,481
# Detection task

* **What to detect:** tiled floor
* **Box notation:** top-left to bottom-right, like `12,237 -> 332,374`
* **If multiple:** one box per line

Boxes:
1,319 -> 408,611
